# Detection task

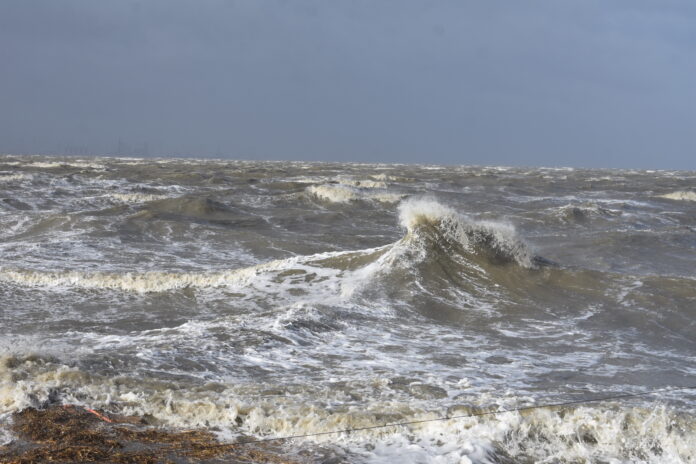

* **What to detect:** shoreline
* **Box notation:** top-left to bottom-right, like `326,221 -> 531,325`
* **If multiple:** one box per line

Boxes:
0,405 -> 299,464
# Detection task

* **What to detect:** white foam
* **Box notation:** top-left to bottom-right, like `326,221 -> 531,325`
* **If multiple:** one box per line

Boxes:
371,173 -> 412,182
0,173 -> 31,182
307,184 -> 359,203
397,197 -> 458,230
108,192 -> 170,203
0,261 -> 303,293
1,160 -> 106,170
307,184 -> 404,204
1,355 -> 692,463
355,404 -> 695,464
658,191 -> 696,202
337,178 -> 388,189
0,242 -> 389,295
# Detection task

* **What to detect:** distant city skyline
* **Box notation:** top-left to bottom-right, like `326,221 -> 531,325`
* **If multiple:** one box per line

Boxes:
2,1 -> 695,170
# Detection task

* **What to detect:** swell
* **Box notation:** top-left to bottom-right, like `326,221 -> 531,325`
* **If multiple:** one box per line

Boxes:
128,196 -> 268,228
552,202 -> 622,224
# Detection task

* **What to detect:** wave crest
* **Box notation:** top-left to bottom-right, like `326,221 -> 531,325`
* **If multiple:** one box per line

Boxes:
398,198 -> 535,267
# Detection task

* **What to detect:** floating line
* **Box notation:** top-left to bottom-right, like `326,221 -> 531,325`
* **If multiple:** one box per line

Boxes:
233,384 -> 696,445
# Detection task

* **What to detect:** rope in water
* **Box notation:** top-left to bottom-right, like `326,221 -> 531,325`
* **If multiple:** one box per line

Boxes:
232,384 -> 696,445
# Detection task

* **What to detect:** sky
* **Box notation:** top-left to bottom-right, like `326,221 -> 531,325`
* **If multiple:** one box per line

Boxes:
1,1 -> 695,169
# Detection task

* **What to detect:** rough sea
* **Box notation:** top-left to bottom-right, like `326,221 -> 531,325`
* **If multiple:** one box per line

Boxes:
1,155 -> 695,463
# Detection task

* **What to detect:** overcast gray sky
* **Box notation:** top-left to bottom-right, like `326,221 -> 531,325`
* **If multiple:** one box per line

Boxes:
1,1 -> 694,169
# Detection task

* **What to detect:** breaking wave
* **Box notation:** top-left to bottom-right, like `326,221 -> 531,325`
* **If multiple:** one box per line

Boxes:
0,255 -> 348,294
398,197 -> 536,268
0,198 -> 539,299
307,184 -> 405,204
1,355 -> 693,463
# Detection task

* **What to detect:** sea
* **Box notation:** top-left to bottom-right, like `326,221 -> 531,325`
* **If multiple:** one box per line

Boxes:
1,154 -> 695,463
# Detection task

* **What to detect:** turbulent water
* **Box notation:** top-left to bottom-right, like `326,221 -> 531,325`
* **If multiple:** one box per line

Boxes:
1,155 -> 695,463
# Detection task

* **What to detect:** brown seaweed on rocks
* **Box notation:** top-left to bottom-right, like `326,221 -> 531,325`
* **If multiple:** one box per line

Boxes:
0,405 -> 299,464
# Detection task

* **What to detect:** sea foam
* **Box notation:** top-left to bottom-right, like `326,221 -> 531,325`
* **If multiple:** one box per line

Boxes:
307,184 -> 404,204
1,354 -> 692,464
658,190 -> 696,202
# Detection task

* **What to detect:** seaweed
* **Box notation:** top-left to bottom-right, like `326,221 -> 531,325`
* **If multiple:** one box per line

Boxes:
0,405 -> 298,464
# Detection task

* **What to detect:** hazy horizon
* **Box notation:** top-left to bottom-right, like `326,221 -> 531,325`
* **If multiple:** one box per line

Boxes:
2,1 -> 695,170
5,151 -> 696,174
